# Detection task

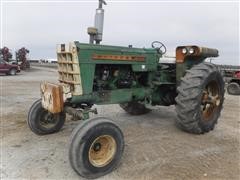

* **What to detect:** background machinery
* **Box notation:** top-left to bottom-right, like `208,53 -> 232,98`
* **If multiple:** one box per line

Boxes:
220,65 -> 240,95
0,47 -> 13,62
16,47 -> 30,70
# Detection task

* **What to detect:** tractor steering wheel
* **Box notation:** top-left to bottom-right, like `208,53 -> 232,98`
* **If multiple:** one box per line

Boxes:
151,41 -> 167,55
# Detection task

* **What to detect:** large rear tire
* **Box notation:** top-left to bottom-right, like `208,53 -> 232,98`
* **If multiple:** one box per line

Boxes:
27,99 -> 66,135
119,102 -> 150,115
175,62 -> 225,134
69,117 -> 124,179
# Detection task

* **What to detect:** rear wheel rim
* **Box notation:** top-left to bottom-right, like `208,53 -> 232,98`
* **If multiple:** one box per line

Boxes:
201,80 -> 221,121
88,135 -> 117,167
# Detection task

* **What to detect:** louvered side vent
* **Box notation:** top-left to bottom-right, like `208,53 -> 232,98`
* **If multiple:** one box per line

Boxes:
57,43 -> 83,95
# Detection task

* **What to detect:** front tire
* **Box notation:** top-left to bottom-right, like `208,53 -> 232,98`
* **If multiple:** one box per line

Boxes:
119,102 -> 150,115
27,99 -> 66,135
9,68 -> 16,75
175,63 -> 225,134
69,117 -> 124,179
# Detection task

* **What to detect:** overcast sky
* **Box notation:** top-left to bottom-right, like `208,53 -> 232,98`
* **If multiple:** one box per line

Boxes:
1,0 -> 239,65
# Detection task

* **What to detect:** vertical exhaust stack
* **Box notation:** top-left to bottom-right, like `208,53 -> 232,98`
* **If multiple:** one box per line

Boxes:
88,0 -> 107,44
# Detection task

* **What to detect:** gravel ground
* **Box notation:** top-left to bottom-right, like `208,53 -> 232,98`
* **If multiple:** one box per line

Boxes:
1,67 -> 240,180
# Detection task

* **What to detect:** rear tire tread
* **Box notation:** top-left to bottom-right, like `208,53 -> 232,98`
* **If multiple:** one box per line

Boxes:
175,62 -> 225,134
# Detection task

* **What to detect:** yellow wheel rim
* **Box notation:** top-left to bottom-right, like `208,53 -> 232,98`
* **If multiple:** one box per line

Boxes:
201,80 -> 221,121
88,135 -> 117,167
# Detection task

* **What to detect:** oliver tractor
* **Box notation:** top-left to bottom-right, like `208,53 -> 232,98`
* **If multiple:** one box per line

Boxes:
27,1 -> 225,178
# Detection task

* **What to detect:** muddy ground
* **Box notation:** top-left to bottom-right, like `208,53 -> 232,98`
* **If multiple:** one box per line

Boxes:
1,67 -> 240,180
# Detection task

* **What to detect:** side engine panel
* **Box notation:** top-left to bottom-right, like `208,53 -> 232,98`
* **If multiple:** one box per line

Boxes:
75,42 -> 159,95
93,64 -> 149,92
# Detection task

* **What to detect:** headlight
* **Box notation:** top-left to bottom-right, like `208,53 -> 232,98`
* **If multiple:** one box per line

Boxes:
182,48 -> 187,54
189,48 -> 195,54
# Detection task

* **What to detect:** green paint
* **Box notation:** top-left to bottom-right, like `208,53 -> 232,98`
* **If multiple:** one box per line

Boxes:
71,88 -> 151,105
64,42 -> 212,110
74,42 -> 160,95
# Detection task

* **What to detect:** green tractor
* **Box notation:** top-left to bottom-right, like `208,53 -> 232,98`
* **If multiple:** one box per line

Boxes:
27,1 -> 224,178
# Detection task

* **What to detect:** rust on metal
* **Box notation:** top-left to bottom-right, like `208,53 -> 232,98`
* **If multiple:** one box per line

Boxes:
201,81 -> 221,121
92,54 -> 145,61
40,82 -> 64,113
176,45 -> 219,63
176,47 -> 186,63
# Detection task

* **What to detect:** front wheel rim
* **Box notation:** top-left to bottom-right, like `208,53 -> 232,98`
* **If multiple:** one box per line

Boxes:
88,135 -> 117,167
39,111 -> 59,129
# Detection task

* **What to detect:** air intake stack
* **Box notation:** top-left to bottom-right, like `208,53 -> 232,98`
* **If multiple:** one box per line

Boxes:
88,0 -> 107,44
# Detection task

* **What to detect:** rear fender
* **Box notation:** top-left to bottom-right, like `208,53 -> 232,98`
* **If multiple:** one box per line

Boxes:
175,45 -> 219,84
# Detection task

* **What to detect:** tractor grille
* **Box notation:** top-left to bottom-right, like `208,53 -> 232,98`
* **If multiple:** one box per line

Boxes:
57,43 -> 83,95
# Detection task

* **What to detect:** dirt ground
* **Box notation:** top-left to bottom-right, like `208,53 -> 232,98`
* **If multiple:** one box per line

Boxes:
1,67 -> 240,180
